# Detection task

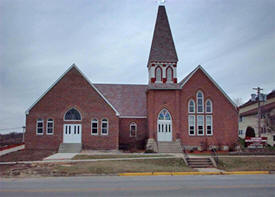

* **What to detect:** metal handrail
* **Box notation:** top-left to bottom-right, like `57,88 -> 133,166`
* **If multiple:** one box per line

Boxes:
211,148 -> 218,165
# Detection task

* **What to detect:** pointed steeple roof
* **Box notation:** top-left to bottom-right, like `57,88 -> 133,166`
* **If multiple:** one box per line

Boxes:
148,5 -> 178,66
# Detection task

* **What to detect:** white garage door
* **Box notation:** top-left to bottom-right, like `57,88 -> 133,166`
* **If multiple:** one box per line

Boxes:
63,124 -> 82,143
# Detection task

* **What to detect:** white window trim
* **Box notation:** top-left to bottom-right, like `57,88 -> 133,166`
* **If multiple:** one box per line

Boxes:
188,115 -> 196,136
205,99 -> 213,113
197,91 -> 204,113
101,118 -> 109,136
63,108 -> 82,121
188,99 -> 195,113
91,119 -> 98,135
36,119 -> 44,135
46,119 -> 54,135
197,115 -> 204,136
130,122 -> 137,137
206,115 -> 213,136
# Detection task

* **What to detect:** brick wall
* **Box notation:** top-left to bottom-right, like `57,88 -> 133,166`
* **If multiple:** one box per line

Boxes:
147,68 -> 238,148
25,67 -> 119,150
119,118 -> 148,150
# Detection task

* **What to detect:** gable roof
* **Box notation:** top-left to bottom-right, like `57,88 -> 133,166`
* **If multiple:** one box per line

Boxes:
94,84 -> 147,117
179,65 -> 237,109
25,64 -> 120,116
147,5 -> 178,66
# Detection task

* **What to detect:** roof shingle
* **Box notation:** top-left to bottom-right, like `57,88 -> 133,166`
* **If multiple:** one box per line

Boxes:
147,6 -> 178,66
94,84 -> 147,117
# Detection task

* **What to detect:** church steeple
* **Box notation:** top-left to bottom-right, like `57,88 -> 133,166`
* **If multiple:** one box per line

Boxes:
148,5 -> 178,84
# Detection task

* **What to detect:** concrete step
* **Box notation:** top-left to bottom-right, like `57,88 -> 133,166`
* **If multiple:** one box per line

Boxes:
58,143 -> 82,153
187,158 -> 214,168
158,141 -> 182,153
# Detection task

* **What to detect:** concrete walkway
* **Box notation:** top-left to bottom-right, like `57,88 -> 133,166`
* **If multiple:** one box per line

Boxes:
0,156 -> 175,165
44,153 -> 78,160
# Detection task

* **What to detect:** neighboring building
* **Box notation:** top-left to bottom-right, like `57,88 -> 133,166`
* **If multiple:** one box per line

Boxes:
25,5 -> 238,152
239,90 -> 275,146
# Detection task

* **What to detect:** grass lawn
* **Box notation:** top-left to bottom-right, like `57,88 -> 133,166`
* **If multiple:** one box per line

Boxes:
73,154 -> 173,160
217,157 -> 275,171
0,158 -> 194,177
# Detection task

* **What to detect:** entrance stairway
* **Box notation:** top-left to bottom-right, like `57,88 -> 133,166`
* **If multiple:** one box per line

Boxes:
186,157 -> 214,168
158,141 -> 183,153
58,143 -> 82,153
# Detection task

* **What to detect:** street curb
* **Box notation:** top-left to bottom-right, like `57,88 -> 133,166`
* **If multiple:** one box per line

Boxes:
119,171 -> 270,176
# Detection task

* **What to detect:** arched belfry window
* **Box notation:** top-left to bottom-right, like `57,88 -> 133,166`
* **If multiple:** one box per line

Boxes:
64,108 -> 81,120
188,99 -> 195,113
197,91 -> 204,113
156,67 -> 162,82
166,67 -> 173,82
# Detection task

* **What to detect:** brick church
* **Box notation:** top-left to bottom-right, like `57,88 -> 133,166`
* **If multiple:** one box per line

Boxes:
25,5 -> 238,152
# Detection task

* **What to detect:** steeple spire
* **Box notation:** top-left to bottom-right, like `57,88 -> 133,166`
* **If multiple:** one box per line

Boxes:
147,5 -> 178,84
148,5 -> 178,66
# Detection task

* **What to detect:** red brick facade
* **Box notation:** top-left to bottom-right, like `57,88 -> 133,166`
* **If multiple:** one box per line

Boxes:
25,5 -> 238,152
25,67 -> 119,150
147,68 -> 238,150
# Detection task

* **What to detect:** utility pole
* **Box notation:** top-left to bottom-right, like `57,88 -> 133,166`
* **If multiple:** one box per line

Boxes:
253,87 -> 263,137
22,126 -> 26,143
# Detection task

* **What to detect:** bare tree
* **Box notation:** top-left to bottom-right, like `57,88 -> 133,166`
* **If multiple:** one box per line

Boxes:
233,97 -> 243,107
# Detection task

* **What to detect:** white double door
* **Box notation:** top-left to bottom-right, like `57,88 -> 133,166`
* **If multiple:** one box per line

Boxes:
157,120 -> 172,141
63,124 -> 82,143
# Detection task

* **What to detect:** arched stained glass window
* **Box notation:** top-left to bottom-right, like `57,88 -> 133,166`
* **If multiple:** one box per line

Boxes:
197,91 -> 204,113
64,108 -> 81,120
206,99 -> 212,113
188,99 -> 195,113
158,109 -> 171,120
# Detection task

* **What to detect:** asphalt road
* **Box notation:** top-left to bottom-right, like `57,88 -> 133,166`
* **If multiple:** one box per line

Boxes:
1,175 -> 275,197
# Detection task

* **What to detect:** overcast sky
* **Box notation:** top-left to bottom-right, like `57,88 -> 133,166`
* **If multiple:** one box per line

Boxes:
0,0 -> 274,134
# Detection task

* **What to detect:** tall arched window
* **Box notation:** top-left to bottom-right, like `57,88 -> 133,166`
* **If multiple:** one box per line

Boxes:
166,67 -> 173,82
188,99 -> 195,113
91,119 -> 98,135
64,108 -> 81,120
36,118 -> 43,135
205,99 -> 212,113
46,118 -> 54,135
101,119 -> 108,135
197,91 -> 204,113
156,67 -> 162,82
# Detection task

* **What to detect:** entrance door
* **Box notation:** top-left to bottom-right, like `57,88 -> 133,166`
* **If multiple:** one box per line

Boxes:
157,109 -> 172,141
63,124 -> 82,143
